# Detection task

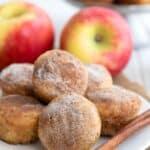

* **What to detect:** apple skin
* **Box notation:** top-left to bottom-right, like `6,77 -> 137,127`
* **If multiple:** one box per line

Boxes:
0,2 -> 54,69
60,7 -> 133,76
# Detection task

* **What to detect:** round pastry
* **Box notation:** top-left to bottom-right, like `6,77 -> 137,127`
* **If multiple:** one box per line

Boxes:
0,63 -> 34,96
39,93 -> 101,150
86,85 -> 142,136
0,95 -> 43,144
33,49 -> 88,103
86,64 -> 112,93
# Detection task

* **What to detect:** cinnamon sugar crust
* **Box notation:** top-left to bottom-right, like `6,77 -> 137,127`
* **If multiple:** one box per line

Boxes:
86,64 -> 112,93
0,63 -> 34,96
39,93 -> 101,150
33,50 -> 88,103
0,95 -> 43,144
86,85 -> 142,136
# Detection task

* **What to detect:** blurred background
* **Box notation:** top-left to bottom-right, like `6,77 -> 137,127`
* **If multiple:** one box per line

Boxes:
0,0 -> 149,91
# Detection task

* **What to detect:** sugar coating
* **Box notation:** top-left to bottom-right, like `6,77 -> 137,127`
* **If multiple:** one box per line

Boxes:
39,93 -> 101,150
0,95 -> 43,144
86,85 -> 142,136
0,95 -> 42,108
87,85 -> 140,103
86,64 -> 112,93
33,50 -> 88,103
0,63 -> 33,84
0,63 -> 34,96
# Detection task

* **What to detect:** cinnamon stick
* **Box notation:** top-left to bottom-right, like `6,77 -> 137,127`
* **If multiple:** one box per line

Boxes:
96,110 -> 150,150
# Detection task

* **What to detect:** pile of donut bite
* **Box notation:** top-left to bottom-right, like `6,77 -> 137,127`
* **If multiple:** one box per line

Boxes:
0,49 -> 141,150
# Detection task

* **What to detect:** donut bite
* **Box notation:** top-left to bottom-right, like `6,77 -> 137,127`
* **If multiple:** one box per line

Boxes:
33,49 -> 88,103
0,63 -> 34,96
0,95 -> 43,144
86,85 -> 142,136
39,93 -> 101,150
86,64 -> 112,93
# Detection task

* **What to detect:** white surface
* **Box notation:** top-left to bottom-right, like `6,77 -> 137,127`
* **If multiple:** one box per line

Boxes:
0,97 -> 149,150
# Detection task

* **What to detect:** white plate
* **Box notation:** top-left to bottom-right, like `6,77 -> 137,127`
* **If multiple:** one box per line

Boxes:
0,97 -> 149,150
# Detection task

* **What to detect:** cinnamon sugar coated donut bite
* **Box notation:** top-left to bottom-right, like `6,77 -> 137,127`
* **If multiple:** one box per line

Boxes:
38,93 -> 101,150
0,63 -> 34,96
86,64 -> 112,93
33,49 -> 88,103
0,95 -> 43,144
86,85 -> 142,136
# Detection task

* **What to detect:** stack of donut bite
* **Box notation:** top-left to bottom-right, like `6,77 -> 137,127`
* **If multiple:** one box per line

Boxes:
0,49 -> 141,150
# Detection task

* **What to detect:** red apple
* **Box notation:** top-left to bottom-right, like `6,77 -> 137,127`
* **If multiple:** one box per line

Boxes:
60,7 -> 133,76
0,2 -> 54,69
